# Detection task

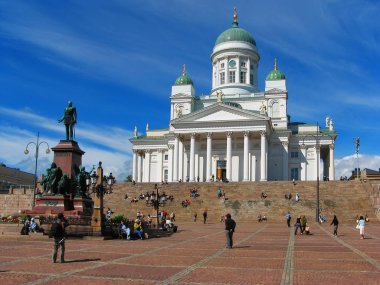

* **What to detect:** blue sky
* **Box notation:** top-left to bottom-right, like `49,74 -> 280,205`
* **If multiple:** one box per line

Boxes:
1,0 -> 380,180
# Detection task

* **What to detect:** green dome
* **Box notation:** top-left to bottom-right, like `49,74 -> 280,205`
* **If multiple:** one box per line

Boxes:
215,22 -> 256,46
174,65 -> 193,86
266,59 -> 286,80
266,70 -> 285,80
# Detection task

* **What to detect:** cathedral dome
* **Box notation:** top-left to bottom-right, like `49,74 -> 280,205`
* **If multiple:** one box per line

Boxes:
266,58 -> 285,80
215,24 -> 256,46
174,65 -> 193,86
215,8 -> 256,46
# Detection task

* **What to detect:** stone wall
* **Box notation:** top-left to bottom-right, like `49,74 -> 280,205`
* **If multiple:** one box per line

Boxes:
0,188 -> 33,217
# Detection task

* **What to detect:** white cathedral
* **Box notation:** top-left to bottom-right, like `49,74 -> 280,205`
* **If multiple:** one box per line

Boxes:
130,9 -> 337,183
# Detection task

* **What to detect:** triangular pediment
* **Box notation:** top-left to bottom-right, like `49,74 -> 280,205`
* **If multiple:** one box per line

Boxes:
172,103 -> 267,124
195,110 -> 252,121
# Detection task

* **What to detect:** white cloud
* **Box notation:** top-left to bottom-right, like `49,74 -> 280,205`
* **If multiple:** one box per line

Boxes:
334,154 -> 380,179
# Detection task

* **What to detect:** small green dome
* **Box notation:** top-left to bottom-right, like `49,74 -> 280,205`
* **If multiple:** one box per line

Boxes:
215,22 -> 256,46
174,65 -> 193,86
266,59 -> 286,80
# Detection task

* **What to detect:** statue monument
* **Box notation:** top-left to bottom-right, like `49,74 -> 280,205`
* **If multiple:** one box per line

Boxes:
58,101 -> 77,141
21,103 -> 117,237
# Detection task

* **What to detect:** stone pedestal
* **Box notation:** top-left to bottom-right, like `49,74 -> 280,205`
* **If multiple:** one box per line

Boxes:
51,140 -> 85,179
22,196 -> 93,217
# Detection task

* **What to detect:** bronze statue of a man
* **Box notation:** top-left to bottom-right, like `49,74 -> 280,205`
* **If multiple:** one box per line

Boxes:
58,101 -> 77,141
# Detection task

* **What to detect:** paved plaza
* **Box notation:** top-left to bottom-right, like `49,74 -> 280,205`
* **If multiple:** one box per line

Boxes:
0,221 -> 379,284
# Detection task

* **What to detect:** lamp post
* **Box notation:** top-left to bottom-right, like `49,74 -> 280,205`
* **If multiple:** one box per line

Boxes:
150,184 -> 166,229
301,124 -> 335,223
88,161 -> 116,235
353,137 -> 360,179
24,132 -> 50,207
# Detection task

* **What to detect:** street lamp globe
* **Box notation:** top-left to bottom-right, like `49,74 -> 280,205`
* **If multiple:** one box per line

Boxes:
108,173 -> 115,186
90,171 -> 97,186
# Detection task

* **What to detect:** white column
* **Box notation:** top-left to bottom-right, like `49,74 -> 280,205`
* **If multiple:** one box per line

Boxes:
237,57 -> 240,83
301,145 -> 307,181
251,154 -> 256,181
226,131 -> 232,181
132,150 -> 137,182
329,144 -> 335,181
226,57 -> 229,84
315,145 -> 320,181
260,131 -> 267,181
179,137 -> 184,182
137,151 -> 142,183
243,131 -> 250,181
206,132 -> 212,182
173,135 -> 179,182
168,145 -> 174,182
247,58 -> 251,84
282,141 -> 289,181
157,150 -> 163,183
212,64 -> 215,88
195,141 -> 199,182
189,133 -> 196,182
143,150 -> 151,182
216,61 -> 220,87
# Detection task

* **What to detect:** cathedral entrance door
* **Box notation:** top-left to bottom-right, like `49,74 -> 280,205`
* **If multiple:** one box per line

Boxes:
216,160 -> 226,182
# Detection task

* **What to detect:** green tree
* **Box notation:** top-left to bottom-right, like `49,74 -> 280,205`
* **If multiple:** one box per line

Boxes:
124,175 -> 132,182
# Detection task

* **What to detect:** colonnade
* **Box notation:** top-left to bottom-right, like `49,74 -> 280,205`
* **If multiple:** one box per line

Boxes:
131,134 -> 335,183
132,131 -> 268,183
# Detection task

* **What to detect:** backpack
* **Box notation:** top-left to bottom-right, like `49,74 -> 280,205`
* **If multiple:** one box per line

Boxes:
50,222 -> 63,237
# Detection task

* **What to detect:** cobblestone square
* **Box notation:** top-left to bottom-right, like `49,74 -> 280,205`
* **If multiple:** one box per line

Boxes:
0,222 -> 379,284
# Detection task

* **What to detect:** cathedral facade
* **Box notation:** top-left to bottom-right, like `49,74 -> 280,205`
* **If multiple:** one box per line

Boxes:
130,10 -> 337,183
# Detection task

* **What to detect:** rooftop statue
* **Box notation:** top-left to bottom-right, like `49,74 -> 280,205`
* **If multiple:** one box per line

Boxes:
175,105 -> 183,118
325,116 -> 330,128
259,102 -> 267,115
216,90 -> 224,102
58,101 -> 77,141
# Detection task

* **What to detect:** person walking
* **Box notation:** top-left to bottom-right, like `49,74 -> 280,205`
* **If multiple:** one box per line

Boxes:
285,212 -> 292,227
294,215 -> 302,235
51,213 -> 68,263
203,209 -> 208,224
358,216 -> 365,240
224,213 -> 236,249
330,215 -> 339,237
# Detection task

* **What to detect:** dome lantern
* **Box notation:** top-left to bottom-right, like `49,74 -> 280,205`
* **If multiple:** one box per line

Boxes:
215,8 -> 256,46
174,64 -> 193,86
266,58 -> 286,81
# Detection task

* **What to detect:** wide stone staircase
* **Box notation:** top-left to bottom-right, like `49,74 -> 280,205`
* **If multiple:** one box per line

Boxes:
104,180 -> 378,224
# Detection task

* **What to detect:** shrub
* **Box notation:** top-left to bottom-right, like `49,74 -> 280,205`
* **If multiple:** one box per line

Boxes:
110,214 -> 127,224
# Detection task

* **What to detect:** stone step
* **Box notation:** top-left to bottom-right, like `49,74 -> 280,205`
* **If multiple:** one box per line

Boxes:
104,180 -> 378,224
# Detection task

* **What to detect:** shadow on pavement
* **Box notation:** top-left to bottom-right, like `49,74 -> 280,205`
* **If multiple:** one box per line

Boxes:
64,258 -> 101,263
232,245 -> 251,249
